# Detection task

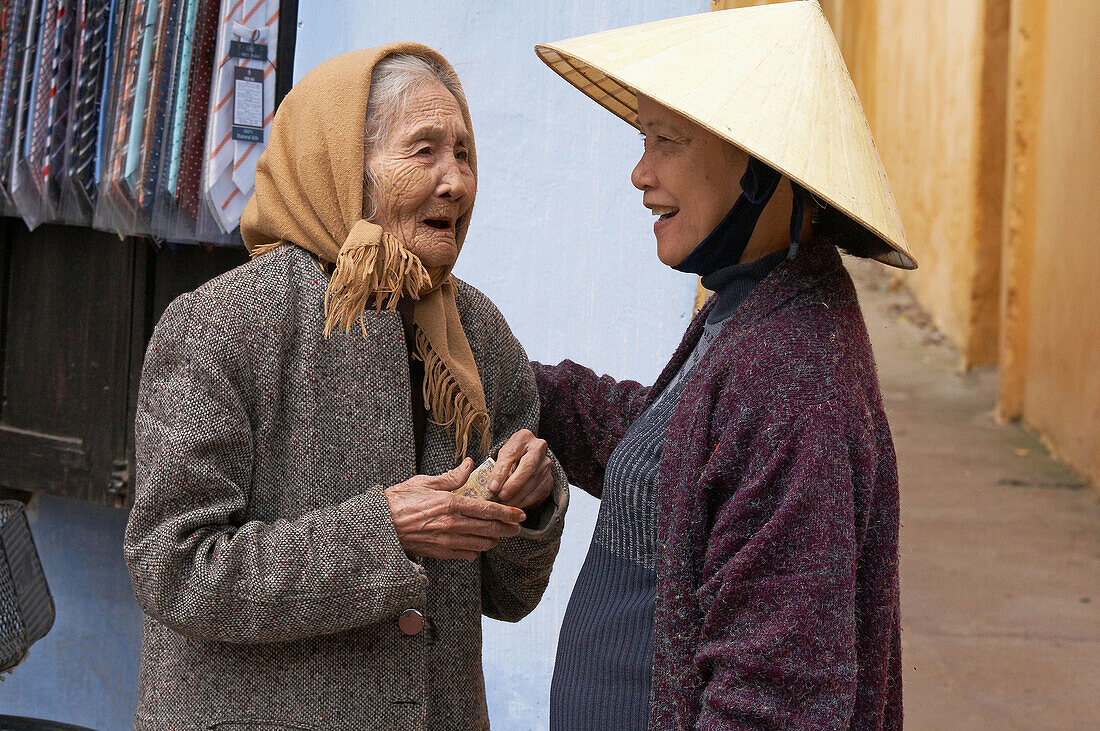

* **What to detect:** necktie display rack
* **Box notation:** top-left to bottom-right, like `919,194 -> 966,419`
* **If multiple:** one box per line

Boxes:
0,0 -> 295,509
0,0 -> 280,245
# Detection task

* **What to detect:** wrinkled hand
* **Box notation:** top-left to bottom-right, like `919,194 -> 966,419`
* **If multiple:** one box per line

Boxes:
384,459 -> 526,561
489,429 -> 554,510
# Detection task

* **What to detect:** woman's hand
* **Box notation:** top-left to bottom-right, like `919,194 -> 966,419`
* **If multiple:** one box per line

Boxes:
384,459 -> 526,561
489,429 -> 554,510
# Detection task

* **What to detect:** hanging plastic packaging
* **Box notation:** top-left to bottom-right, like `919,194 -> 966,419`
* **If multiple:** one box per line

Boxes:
0,0 -> 34,219
57,0 -> 111,225
9,0 -> 50,230
196,0 -> 278,245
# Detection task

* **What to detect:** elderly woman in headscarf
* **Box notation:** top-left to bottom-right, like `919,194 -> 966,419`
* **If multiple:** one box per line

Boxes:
534,3 -> 915,730
123,43 -> 567,730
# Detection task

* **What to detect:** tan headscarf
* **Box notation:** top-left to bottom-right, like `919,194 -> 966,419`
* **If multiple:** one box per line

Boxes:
240,44 -> 490,462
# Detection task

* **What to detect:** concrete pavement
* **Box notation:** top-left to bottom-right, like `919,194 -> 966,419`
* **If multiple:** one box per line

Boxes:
849,259 -> 1100,729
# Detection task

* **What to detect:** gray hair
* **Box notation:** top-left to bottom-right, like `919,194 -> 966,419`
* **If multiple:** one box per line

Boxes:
362,54 -> 468,220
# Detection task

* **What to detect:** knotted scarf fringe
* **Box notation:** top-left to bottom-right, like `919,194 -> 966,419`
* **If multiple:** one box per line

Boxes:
322,230 -> 430,337
250,240 -> 284,258
252,233 -> 486,464
416,329 -> 491,462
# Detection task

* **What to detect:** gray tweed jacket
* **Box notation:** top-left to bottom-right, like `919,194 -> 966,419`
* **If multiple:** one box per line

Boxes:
124,244 -> 567,730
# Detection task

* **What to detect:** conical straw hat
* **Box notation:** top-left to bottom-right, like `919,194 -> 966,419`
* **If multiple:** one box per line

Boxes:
535,0 -> 917,269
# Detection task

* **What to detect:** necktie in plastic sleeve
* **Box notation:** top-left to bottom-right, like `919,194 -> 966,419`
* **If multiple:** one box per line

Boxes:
46,0 -> 75,219
176,0 -> 219,220
122,0 -> 159,195
0,0 -> 32,217
61,0 -> 109,220
92,0 -> 146,235
18,0 -> 58,225
10,0 -> 49,229
165,0 -> 200,198
201,0 -> 277,238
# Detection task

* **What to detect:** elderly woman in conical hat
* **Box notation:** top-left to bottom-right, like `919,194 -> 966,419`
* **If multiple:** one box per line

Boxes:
123,44 -> 567,729
533,3 -> 914,729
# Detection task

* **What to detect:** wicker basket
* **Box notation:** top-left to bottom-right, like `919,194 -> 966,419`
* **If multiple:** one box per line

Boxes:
0,501 -> 55,673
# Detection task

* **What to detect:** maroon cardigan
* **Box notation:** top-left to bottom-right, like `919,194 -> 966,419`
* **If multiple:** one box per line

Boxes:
534,239 -> 902,730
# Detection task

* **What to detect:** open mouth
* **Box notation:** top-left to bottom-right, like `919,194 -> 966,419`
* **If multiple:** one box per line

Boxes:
650,206 -> 679,222
423,218 -> 453,231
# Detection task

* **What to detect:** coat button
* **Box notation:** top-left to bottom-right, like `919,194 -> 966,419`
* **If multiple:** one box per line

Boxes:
398,609 -> 424,636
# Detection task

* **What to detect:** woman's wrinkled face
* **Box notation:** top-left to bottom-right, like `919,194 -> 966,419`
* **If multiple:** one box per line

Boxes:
367,78 -> 475,267
631,95 -> 746,267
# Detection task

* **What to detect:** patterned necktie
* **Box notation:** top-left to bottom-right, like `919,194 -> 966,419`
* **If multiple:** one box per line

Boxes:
8,0 -> 44,226
176,0 -> 218,219
98,0 -> 146,228
94,0 -> 122,187
11,0 -> 39,179
0,0 -> 31,213
204,0 -> 278,234
138,0 -> 182,216
67,0 -> 108,213
26,0 -> 57,206
165,0 -> 200,197
46,0 -> 75,211
122,0 -> 159,194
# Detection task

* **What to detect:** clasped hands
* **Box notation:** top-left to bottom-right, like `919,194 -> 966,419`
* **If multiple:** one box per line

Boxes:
384,429 -> 553,560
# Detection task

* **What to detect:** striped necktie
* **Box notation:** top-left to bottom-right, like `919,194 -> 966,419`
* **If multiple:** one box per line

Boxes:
46,0 -> 76,211
204,0 -> 278,235
122,0 -> 159,194
8,0 -> 44,225
26,0 -> 57,208
138,0 -> 182,216
10,0 -> 39,183
0,0 -> 31,214
98,0 -> 146,229
93,0 -> 122,187
229,0 -> 277,196
66,0 -> 109,213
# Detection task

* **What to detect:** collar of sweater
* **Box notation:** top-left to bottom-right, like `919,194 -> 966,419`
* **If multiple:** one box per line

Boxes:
649,237 -> 845,404
700,249 -> 788,325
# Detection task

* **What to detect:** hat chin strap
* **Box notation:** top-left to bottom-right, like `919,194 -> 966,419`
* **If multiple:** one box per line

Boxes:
672,157 -> 808,277
787,180 -> 807,261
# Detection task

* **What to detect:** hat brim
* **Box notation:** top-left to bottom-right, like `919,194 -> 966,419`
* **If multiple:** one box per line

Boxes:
536,43 -> 916,271
535,4 -> 918,271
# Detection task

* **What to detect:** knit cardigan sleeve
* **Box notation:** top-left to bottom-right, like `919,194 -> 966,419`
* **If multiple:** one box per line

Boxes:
124,290 -> 427,644
531,360 -> 651,498
692,397 -> 861,728
477,324 -> 568,623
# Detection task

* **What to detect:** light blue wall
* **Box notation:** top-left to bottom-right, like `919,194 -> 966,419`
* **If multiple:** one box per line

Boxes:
293,1 -> 706,728
1,2 -> 707,729
0,496 -> 143,729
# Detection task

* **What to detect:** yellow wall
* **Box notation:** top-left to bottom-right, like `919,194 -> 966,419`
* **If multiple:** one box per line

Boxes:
1014,0 -> 1100,485
847,1 -> 1008,368
714,0 -> 1009,368
711,0 -> 1099,488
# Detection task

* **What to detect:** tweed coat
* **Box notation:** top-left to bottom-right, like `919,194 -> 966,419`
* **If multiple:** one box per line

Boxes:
535,239 -> 902,729
124,244 -> 567,730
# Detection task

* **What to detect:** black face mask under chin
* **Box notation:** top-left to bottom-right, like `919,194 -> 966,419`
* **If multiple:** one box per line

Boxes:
672,156 -> 809,278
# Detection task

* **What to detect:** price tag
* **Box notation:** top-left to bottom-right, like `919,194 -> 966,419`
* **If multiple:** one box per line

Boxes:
229,40 -> 268,61
232,66 -> 265,143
